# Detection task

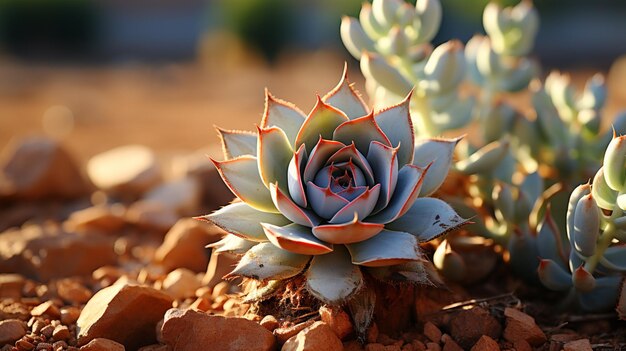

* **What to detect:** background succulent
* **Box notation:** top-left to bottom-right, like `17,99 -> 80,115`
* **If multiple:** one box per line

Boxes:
200,68 -> 466,319
341,0 -> 473,136
538,135 -> 626,312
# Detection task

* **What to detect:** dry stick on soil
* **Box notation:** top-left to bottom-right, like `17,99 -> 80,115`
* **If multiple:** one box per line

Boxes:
439,292 -> 521,312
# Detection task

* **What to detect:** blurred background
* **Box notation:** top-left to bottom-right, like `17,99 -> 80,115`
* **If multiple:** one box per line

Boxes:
1,0 -> 626,161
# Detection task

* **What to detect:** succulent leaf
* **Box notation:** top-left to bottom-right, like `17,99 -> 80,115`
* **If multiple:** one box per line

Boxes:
386,197 -> 467,242
455,139 -> 509,175
306,181 -> 350,219
262,223 -> 334,255
537,259 -> 573,291
199,202 -> 290,241
333,112 -> 391,156
361,52 -> 412,96
367,141 -> 400,212
216,128 -> 258,159
618,280 -> 626,320
262,91 -> 306,145
572,194 -> 600,257
312,215 -> 385,244
412,137 -> 461,196
305,245 -> 364,304
572,265 -> 596,293
329,184 -> 381,224
212,156 -> 278,212
208,234 -> 256,255
578,276 -> 622,312
592,167 -> 618,210
303,138 -> 346,183
270,183 -> 321,227
287,144 -> 308,207
323,64 -> 370,119
374,93 -> 415,167
347,230 -> 422,267
368,164 -> 427,224
229,242 -> 310,281
603,135 -> 626,191
566,184 -> 591,243
326,143 -> 376,185
295,97 -> 349,154
598,245 -> 626,272
257,126 -> 294,193
340,16 -> 376,60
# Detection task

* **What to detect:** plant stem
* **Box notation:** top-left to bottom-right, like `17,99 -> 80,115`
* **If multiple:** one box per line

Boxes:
584,190 -> 625,273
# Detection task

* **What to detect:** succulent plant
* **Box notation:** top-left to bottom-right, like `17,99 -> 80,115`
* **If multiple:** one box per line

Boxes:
340,0 -> 472,136
538,135 -> 626,312
200,68 -> 466,314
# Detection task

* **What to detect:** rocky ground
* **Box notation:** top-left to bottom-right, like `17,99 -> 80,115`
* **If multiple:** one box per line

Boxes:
2,58 -> 626,351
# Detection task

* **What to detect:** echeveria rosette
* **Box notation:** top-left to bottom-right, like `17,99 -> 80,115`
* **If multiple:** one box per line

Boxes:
200,68 -> 466,305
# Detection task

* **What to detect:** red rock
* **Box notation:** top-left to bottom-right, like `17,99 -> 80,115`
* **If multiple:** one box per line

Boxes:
80,338 -> 125,351
0,225 -> 116,281
282,321 -> 343,351
77,283 -> 173,350
31,301 -> 60,318
87,145 -> 161,197
160,308 -> 275,351
126,201 -> 179,232
53,325 -> 71,341
423,322 -> 442,343
0,319 -> 26,344
143,178 -> 202,215
319,305 -> 354,340
66,206 -> 127,234
56,279 -> 93,304
365,344 -> 385,351
564,339 -> 592,351
170,148 -> 233,210
0,137 -> 89,200
61,307 -> 81,325
161,268 -> 202,300
513,339 -> 532,351
260,315 -> 279,332
138,345 -> 171,351
344,340 -> 365,351
449,307 -> 501,349
0,274 -> 26,299
470,336 -> 500,351
502,308 -> 546,346
442,336 -> 462,351
425,343 -> 440,351
155,219 -> 222,272
274,320 -> 316,344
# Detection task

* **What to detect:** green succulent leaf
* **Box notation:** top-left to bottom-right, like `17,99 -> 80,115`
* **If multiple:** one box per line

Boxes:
261,91 -> 306,145
340,16 -> 376,60
361,52 -> 412,97
374,93 -> 415,167
262,223 -> 333,255
333,113 -> 391,156
305,245 -> 364,304
385,197 -> 467,242
412,137 -> 461,196
347,230 -> 422,267
322,64 -> 370,118
212,156 -> 278,213
208,234 -> 256,255
216,128 -> 258,159
295,98 -> 349,154
257,126 -> 294,193
228,242 -> 310,281
199,202 -> 290,241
